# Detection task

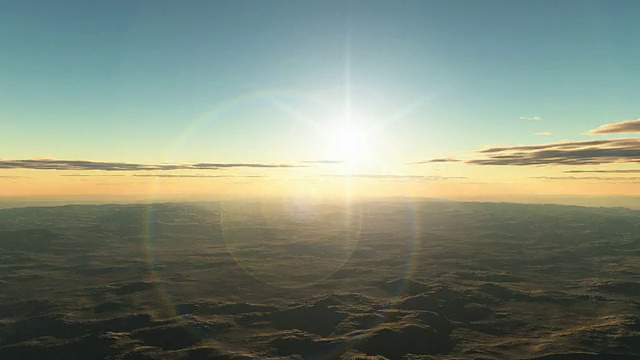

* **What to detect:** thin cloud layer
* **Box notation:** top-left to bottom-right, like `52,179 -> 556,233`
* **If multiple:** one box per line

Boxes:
60,174 -> 126,177
535,132 -> 553,136
406,139 -> 640,167
0,159 -> 303,171
468,138 -> 640,166
520,116 -> 542,121
588,119 -> 640,134
564,169 -> 640,174
300,160 -> 344,164
533,176 -> 640,181
0,159 -> 171,171
191,163 -> 302,169
132,174 -> 264,178
410,158 -> 461,164
325,174 -> 466,181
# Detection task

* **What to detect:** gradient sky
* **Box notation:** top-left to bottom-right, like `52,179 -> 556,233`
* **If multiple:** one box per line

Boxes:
2,0 -> 639,202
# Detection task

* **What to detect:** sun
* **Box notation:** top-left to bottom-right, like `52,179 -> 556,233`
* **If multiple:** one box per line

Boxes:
326,123 -> 369,162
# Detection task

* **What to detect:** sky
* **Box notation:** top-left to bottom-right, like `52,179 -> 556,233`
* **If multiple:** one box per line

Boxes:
1,0 -> 639,204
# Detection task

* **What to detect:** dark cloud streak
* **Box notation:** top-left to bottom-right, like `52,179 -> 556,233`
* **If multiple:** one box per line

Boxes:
409,158 -> 461,164
132,174 -> 265,178
532,176 -> 640,181
587,119 -> 640,134
60,174 -> 126,177
0,159 -> 304,171
564,169 -> 640,174
467,138 -> 640,166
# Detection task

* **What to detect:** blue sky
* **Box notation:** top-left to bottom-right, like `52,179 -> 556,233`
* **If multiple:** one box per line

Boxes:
1,1 -> 639,200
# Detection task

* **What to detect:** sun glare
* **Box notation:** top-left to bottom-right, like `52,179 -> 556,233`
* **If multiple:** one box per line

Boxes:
327,123 -> 369,162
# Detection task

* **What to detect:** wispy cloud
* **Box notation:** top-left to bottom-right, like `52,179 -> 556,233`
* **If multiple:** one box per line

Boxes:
300,160 -> 344,164
533,176 -> 640,181
534,132 -> 553,136
60,174 -> 126,177
564,169 -> 640,174
410,139 -> 640,166
132,174 -> 264,178
324,174 -> 466,181
465,138 -> 640,166
190,163 -> 302,169
0,159 -> 304,171
409,158 -> 461,164
587,119 -> 640,134
520,116 -> 542,121
0,159 -> 172,171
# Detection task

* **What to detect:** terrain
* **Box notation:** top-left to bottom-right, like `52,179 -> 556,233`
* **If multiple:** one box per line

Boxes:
0,200 -> 638,359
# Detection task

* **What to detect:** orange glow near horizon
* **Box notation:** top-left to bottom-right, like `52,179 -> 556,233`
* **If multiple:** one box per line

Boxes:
2,168 -> 639,206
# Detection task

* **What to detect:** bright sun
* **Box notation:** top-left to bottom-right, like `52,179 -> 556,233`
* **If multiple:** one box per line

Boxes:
326,123 -> 369,162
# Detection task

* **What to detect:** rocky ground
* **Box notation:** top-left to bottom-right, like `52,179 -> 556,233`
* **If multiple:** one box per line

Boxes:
0,200 -> 638,359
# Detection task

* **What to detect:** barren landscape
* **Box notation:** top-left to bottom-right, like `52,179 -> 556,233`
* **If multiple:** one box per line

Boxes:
4,1 -> 640,359
0,200 -> 638,359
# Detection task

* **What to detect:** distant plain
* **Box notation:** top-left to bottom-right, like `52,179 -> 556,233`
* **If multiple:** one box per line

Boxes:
0,200 -> 638,359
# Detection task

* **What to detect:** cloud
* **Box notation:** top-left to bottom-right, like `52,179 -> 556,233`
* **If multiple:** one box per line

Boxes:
60,174 -> 126,177
324,174 -> 466,181
587,119 -> 640,134
190,163 -> 302,169
0,159 -> 304,171
132,174 -> 264,178
413,120 -> 640,168
533,176 -> 640,181
0,159 -> 168,171
564,169 -> 640,174
409,158 -> 461,164
300,160 -> 344,164
467,138 -> 640,166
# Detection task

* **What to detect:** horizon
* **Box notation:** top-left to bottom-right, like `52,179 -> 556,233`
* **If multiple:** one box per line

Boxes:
2,194 -> 640,211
